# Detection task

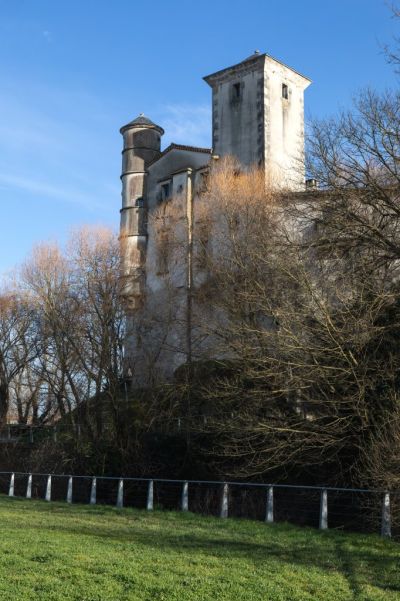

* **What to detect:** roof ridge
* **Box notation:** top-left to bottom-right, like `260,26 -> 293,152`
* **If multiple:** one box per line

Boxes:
147,143 -> 211,167
203,51 -> 311,84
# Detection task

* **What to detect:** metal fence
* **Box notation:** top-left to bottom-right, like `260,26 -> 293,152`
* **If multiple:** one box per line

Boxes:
0,417 -> 202,444
0,424 -> 76,444
0,471 -> 398,540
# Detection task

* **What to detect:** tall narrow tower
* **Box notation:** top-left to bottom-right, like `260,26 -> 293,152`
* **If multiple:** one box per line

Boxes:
204,52 -> 311,189
119,114 -> 164,309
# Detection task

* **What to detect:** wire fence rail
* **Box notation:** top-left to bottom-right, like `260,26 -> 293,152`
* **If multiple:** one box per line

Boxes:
0,424 -> 80,443
0,416 -> 209,444
0,471 -> 398,540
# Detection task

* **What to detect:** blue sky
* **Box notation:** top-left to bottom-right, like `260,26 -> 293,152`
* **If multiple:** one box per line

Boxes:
0,0 -> 398,276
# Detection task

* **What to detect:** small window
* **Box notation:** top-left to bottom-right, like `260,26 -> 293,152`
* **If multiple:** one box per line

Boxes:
156,228 -> 170,275
231,82 -> 243,104
160,182 -> 171,202
282,83 -> 289,100
198,171 -> 209,193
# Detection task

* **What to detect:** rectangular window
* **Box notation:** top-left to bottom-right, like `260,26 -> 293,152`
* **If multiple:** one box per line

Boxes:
156,228 -> 170,275
198,170 -> 209,193
231,82 -> 242,104
282,83 -> 289,100
160,182 -> 171,202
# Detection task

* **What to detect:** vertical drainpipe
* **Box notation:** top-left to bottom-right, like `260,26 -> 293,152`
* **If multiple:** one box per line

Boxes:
186,168 -> 194,365
185,168 -> 194,441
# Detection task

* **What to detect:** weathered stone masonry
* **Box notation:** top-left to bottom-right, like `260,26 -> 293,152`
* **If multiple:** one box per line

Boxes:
119,52 -> 311,382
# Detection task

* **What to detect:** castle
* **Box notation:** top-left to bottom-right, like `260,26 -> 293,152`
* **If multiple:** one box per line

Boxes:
119,52 -> 311,383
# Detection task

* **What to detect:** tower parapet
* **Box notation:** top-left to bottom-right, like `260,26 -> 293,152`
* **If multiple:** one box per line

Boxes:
119,114 -> 164,309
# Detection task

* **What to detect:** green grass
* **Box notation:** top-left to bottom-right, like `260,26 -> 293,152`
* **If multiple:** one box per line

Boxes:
0,497 -> 398,600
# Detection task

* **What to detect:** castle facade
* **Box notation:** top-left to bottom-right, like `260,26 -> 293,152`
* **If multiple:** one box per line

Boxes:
119,52 -> 311,383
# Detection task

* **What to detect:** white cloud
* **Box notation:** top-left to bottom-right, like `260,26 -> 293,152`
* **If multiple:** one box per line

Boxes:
157,104 -> 212,148
0,172 -> 108,210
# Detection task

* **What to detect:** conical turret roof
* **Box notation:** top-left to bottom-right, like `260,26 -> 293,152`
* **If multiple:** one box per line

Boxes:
120,113 -> 164,135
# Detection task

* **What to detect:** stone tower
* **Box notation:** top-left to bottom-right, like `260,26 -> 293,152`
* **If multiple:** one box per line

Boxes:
204,52 -> 311,189
119,114 -> 164,309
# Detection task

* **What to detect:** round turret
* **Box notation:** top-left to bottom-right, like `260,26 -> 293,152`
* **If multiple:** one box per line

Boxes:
120,114 -> 164,176
120,114 -> 164,209
119,114 -> 164,311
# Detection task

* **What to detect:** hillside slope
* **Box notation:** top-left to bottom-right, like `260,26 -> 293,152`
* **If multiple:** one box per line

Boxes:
0,497 -> 398,600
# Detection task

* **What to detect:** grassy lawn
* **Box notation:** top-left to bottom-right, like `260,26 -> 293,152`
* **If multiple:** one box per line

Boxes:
0,497 -> 397,600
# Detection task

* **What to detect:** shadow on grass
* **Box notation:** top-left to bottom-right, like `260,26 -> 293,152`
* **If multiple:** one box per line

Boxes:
334,538 -> 364,600
335,537 -> 400,599
3,498 -> 399,596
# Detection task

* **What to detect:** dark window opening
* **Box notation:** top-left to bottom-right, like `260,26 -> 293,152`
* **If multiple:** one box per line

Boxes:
161,182 -> 171,202
282,83 -> 289,99
233,82 -> 241,99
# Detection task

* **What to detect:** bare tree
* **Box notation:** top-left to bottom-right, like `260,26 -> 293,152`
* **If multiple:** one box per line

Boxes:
0,291 -> 39,426
67,227 -> 125,436
175,155 -> 400,490
13,227 -> 125,436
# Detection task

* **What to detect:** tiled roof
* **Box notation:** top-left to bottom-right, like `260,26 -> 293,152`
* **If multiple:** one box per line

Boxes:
148,143 -> 211,167
120,114 -> 164,134
203,51 -> 311,85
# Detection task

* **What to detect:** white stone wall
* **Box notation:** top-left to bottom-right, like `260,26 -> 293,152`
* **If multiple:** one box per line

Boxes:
263,56 -> 310,190
122,54 -> 312,383
212,65 -> 264,167
206,53 -> 311,189
126,149 -> 210,385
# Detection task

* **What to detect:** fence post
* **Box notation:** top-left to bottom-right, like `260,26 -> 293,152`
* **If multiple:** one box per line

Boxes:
116,479 -> 124,508
381,492 -> 391,538
45,475 -> 52,502
29,428 -> 33,444
26,474 -> 32,499
66,476 -> 73,503
8,473 -> 15,497
319,488 -> 328,530
265,486 -> 274,523
147,480 -> 154,511
181,481 -> 189,511
220,483 -> 229,518
90,477 -> 97,505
